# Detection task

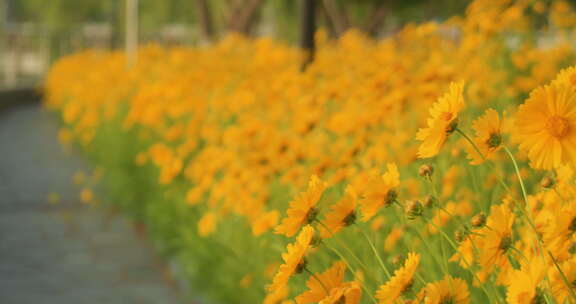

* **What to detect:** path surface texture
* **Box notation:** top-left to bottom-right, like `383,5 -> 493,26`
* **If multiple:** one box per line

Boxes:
0,103 -> 184,304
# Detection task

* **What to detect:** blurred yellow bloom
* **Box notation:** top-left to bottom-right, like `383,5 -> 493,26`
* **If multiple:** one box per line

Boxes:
417,82 -> 465,158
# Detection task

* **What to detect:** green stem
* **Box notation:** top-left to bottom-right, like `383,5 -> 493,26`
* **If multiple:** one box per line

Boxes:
315,220 -> 373,278
356,224 -> 392,279
322,242 -> 378,304
503,146 -> 529,206
427,219 -> 501,304
548,250 -> 576,303
305,268 -> 330,294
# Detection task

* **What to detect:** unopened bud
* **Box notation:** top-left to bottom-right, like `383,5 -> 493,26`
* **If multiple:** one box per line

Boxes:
471,213 -> 486,228
392,254 -> 405,266
418,164 -> 434,178
455,230 -> 468,243
405,200 -> 423,220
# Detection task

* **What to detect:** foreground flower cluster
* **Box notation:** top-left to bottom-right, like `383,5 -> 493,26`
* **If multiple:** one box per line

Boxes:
44,0 -> 576,303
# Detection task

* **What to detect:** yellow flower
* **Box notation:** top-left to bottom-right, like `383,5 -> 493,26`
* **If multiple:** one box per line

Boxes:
416,81 -> 465,158
276,176 -> 327,237
375,252 -> 420,303
296,261 -> 346,304
319,282 -> 362,304
550,257 -> 576,303
384,226 -> 404,252
268,225 -> 315,293
251,210 -> 280,236
476,204 -> 515,283
198,212 -> 218,237
552,66 -> 576,87
263,285 -> 289,304
514,82 -> 576,169
422,276 -> 470,304
506,258 -> 547,304
321,186 -> 358,238
360,163 -> 399,222
466,108 -> 503,164
80,188 -> 93,204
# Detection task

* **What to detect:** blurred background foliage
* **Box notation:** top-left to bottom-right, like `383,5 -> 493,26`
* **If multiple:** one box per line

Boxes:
1,0 -> 574,87
2,0 -> 471,63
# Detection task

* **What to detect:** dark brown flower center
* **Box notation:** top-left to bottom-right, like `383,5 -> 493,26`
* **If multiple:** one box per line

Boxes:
499,235 -> 512,252
343,211 -> 356,226
486,132 -> 502,149
295,258 -> 307,274
305,207 -> 318,224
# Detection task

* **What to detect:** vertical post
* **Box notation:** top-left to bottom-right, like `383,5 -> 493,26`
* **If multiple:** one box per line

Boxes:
2,0 -> 16,87
300,0 -> 316,70
125,0 -> 138,67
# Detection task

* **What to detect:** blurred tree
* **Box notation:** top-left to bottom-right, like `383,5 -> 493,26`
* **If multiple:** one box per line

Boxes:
321,0 -> 471,37
195,0 -> 214,42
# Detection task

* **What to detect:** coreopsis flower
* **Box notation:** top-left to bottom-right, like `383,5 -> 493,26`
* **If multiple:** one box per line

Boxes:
296,261 -> 346,304
549,257 -> 576,303
466,108 -> 503,164
420,276 -> 470,304
514,82 -> 576,169
251,210 -> 280,236
476,204 -> 515,283
276,176 -> 327,237
416,81 -> 465,158
321,186 -> 358,238
375,252 -> 420,303
360,163 -> 400,222
450,233 -> 477,269
552,66 -> 576,87
506,258 -> 547,304
198,212 -> 218,237
264,285 -> 290,304
268,225 -> 315,293
384,226 -> 404,252
319,282 -> 362,304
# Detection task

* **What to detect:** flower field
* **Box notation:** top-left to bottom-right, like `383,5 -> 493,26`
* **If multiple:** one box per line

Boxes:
44,0 -> 576,303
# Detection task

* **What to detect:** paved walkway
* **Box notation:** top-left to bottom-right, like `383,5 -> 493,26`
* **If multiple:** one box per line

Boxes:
0,103 -> 185,304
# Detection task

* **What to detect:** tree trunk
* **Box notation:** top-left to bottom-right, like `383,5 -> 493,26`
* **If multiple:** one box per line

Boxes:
363,1 -> 389,38
227,0 -> 265,35
321,0 -> 348,37
195,0 -> 215,43
300,0 -> 316,70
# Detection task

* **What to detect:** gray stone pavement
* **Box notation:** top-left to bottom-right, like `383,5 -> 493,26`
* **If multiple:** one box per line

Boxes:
0,103 -> 185,304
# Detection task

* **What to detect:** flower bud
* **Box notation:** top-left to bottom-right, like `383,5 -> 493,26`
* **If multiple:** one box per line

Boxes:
455,229 -> 468,243
392,254 -> 405,266
405,200 -> 423,220
471,213 -> 486,228
418,164 -> 434,178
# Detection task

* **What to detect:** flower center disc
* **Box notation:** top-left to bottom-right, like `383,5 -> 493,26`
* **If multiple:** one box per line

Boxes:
546,115 -> 571,138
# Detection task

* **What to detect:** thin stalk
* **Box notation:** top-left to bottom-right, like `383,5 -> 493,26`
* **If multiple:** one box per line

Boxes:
316,220 -> 373,276
305,268 -> 330,294
548,250 -> 576,303
426,219 -> 501,304
356,224 -> 392,279
322,242 -> 378,304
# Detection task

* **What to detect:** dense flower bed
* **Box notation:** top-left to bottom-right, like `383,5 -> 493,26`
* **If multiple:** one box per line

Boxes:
45,0 -> 576,303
